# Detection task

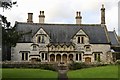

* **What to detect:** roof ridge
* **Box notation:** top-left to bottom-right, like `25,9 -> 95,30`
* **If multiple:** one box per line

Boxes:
16,21 -> 102,26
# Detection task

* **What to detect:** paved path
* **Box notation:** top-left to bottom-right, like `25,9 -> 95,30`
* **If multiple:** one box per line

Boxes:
58,70 -> 68,80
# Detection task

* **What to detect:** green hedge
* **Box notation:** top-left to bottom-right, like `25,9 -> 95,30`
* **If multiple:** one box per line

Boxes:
68,62 -> 109,70
2,63 -> 57,71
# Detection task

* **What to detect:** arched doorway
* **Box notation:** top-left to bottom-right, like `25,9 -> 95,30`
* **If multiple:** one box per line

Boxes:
62,54 -> 67,63
85,57 -> 91,63
69,54 -> 73,62
56,54 -> 61,62
50,54 -> 55,62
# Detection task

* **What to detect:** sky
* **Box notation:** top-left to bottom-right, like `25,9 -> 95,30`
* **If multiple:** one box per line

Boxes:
0,0 -> 119,34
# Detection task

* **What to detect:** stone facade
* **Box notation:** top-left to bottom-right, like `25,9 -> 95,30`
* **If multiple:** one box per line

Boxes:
11,28 -> 112,63
11,5 -> 117,64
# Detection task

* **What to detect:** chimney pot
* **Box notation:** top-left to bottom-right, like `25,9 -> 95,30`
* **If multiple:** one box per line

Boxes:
75,11 -> 82,24
102,4 -> 104,8
39,11 -> 45,23
27,13 -> 33,23
76,12 -> 78,17
101,4 -> 105,24
40,11 -> 42,15
79,12 -> 81,16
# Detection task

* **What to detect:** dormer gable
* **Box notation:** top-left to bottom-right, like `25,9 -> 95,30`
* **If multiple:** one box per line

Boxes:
76,29 -> 88,36
33,28 -> 50,44
35,28 -> 48,35
72,29 -> 89,44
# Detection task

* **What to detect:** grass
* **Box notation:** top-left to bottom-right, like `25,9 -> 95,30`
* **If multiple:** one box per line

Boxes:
67,65 -> 118,78
2,68 -> 58,78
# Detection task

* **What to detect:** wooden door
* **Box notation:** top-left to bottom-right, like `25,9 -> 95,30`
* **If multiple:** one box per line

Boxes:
85,57 -> 91,63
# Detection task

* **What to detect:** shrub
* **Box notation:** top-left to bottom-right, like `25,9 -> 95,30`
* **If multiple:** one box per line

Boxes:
39,64 -> 56,71
68,62 -> 87,70
115,60 -> 120,65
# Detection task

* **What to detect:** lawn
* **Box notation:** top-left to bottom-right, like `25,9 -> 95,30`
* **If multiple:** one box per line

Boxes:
67,65 -> 118,78
2,68 -> 58,79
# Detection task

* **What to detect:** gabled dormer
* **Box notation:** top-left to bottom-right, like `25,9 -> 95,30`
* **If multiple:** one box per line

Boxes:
72,29 -> 89,44
33,28 -> 50,44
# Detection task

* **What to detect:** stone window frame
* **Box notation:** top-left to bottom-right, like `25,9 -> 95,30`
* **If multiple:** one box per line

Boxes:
69,45 -> 73,51
37,34 -> 46,43
41,53 -> 44,60
93,52 -> 102,62
33,45 -> 37,51
84,45 -> 91,52
76,53 -> 82,61
63,45 -> 67,51
77,36 -> 85,44
19,51 -> 30,61
31,44 -> 39,51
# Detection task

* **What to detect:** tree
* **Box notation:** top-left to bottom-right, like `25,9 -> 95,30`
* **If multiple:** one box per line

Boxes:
0,0 -> 18,61
1,1 -> 31,61
0,0 -> 17,12
1,14 -> 22,61
1,15 -> 31,61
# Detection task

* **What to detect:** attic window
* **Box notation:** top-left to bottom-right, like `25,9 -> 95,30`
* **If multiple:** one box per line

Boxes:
37,35 -> 45,43
77,36 -> 84,44
81,37 -> 84,43
78,37 -> 80,43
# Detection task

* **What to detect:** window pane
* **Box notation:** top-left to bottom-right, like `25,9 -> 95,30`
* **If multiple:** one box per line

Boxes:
42,53 -> 44,60
78,37 -> 80,43
81,37 -> 84,43
22,53 -> 24,60
76,54 -> 78,60
25,53 -> 28,60
86,46 -> 91,51
79,54 -> 81,61
98,54 -> 100,62
94,53 -> 101,62
45,53 -> 47,60
38,36 -> 41,43
33,45 -> 37,51
42,35 -> 45,43
94,54 -> 97,61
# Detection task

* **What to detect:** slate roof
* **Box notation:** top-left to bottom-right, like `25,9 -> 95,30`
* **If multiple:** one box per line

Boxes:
15,22 -> 110,44
108,31 -> 120,45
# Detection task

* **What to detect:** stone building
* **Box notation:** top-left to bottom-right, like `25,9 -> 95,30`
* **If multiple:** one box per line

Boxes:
11,5 -> 120,64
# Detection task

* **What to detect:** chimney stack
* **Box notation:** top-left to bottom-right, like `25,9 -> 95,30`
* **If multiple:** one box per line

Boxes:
75,11 -> 82,24
101,4 -> 105,24
27,13 -> 33,23
39,11 -> 45,23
